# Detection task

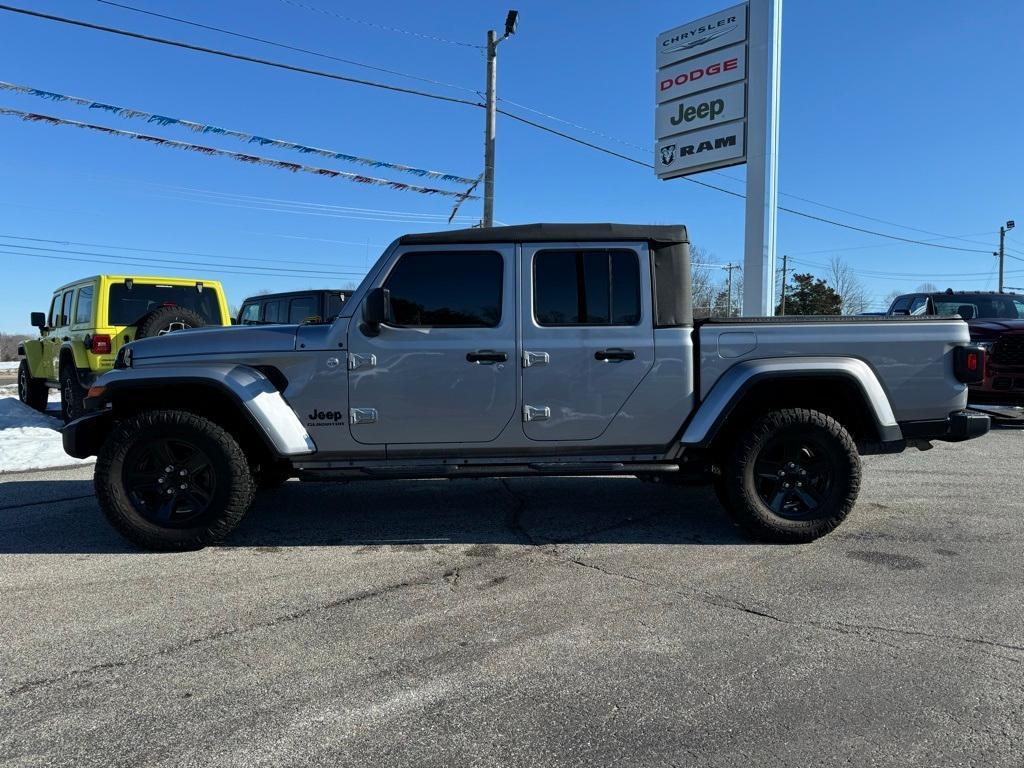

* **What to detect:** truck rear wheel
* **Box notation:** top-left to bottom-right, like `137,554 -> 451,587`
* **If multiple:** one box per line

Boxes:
95,410 -> 255,551
18,359 -> 49,412
59,363 -> 86,423
720,408 -> 861,543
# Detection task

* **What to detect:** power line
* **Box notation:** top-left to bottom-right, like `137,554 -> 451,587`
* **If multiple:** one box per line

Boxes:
0,3 -> 1000,256
272,0 -> 483,50
0,233 -> 369,269
94,0 -> 481,95
0,247 -> 365,282
0,242 -> 366,278
0,4 -> 483,109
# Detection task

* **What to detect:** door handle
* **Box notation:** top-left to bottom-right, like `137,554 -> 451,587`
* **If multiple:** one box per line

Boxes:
466,350 -> 508,364
594,348 -> 635,362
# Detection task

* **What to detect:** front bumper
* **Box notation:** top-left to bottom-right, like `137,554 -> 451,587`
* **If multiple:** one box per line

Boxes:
899,409 -> 991,443
62,409 -> 113,459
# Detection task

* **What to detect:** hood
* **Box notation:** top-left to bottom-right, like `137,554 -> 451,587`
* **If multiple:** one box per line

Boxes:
128,323 -> 300,360
968,318 -> 1024,339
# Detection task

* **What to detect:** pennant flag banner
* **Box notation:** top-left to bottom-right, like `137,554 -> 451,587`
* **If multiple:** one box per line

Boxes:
0,80 -> 477,186
0,108 -> 478,199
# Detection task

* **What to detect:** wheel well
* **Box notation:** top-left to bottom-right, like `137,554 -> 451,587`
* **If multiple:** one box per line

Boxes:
108,383 -> 278,469
707,376 -> 883,459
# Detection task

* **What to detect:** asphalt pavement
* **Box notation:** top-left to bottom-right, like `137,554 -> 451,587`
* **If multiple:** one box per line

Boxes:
1,425 -> 1022,767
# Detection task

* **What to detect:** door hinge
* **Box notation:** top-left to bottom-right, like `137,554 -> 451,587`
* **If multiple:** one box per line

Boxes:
522,350 -> 550,368
350,407 -> 378,425
347,352 -> 377,371
523,405 -> 551,422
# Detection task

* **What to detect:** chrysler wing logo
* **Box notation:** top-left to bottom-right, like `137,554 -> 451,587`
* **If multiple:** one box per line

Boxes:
661,24 -> 737,55
660,144 -> 676,165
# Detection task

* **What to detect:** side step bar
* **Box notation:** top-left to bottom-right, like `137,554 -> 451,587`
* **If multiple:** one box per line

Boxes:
296,461 -> 680,482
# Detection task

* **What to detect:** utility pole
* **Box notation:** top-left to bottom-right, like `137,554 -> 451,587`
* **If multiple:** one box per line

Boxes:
723,263 -> 741,316
482,11 -> 519,228
778,253 -> 789,315
998,220 -> 1015,293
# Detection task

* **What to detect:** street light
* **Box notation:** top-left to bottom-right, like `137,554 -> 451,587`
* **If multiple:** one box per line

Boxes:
482,10 -> 519,228
998,219 -> 1016,293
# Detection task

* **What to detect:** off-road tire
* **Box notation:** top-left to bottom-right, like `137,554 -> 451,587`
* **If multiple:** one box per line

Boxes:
135,306 -> 206,339
17,359 -> 48,412
720,408 -> 861,543
95,410 -> 255,551
59,362 -> 86,423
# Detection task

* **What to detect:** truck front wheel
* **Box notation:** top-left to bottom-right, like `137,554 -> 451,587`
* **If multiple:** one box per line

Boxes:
95,410 -> 255,551
18,359 -> 49,412
720,408 -> 861,543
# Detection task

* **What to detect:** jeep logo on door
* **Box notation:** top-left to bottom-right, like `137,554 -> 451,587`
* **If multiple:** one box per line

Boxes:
307,408 -> 345,427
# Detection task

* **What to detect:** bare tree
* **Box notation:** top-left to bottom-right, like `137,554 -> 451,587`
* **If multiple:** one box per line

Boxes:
0,332 -> 29,362
916,282 -> 939,293
691,245 -> 717,319
829,257 -> 870,315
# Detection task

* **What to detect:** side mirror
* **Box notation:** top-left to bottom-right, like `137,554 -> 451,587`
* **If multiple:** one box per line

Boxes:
362,287 -> 392,334
30,311 -> 46,329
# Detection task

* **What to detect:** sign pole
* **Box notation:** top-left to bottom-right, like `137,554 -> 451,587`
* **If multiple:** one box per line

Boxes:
742,0 -> 782,316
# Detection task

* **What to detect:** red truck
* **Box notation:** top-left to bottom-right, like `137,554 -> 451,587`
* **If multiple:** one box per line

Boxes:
887,289 -> 1024,405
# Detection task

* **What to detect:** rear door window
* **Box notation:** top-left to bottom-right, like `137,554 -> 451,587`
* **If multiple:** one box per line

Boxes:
262,300 -> 284,323
534,250 -> 641,326
889,296 -> 911,314
289,295 -> 318,324
107,283 -> 220,326
909,296 -> 929,315
325,292 -> 345,320
74,285 -> 94,325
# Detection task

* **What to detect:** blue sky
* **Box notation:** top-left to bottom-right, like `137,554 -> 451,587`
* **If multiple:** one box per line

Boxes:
1,0 -> 1022,329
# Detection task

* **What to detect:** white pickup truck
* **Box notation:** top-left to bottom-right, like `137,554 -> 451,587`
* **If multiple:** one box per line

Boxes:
64,224 -> 990,550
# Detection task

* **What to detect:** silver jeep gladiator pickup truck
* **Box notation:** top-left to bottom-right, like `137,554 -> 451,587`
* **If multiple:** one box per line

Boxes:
64,223 -> 991,550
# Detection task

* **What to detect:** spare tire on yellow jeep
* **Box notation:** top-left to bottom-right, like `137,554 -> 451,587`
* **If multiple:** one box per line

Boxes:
134,306 -> 206,339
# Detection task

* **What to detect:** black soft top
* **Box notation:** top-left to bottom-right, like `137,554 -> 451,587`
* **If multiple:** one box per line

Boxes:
398,223 -> 688,246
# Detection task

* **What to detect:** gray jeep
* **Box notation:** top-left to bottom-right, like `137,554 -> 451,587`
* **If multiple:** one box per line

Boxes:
64,224 -> 990,550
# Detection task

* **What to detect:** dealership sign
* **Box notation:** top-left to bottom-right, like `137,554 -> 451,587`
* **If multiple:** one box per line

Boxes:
655,3 -> 748,179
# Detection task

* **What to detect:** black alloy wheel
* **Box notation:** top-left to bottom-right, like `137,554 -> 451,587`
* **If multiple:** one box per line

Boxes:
123,437 -> 217,527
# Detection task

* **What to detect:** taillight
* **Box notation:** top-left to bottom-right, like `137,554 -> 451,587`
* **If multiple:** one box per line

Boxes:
954,345 -> 985,384
91,334 -> 112,354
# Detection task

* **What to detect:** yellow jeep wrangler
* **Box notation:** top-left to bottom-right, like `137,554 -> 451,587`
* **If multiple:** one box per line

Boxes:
18,275 -> 231,421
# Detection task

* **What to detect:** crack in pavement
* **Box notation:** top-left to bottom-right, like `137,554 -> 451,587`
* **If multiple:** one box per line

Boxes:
565,555 -> 1024,661
5,577 -> 431,696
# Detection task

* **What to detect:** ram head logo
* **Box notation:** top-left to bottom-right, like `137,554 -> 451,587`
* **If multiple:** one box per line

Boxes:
660,144 -> 676,165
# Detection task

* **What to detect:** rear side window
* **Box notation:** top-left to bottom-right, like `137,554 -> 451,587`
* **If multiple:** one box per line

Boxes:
889,296 -> 911,313
75,285 -> 94,324
238,303 -> 260,324
534,250 -> 641,326
289,295 -> 318,324
107,284 -> 220,326
59,290 -> 74,326
384,251 -> 503,327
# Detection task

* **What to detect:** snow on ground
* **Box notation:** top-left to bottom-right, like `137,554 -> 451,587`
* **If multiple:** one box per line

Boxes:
0,385 -> 94,472
0,361 -> 20,372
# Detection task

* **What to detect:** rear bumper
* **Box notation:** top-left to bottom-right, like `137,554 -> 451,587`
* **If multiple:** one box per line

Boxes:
899,409 -> 991,443
62,409 -> 113,459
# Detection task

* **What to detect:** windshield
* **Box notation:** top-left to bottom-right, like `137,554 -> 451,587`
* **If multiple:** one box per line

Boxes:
107,283 -> 221,326
931,294 -> 1024,319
